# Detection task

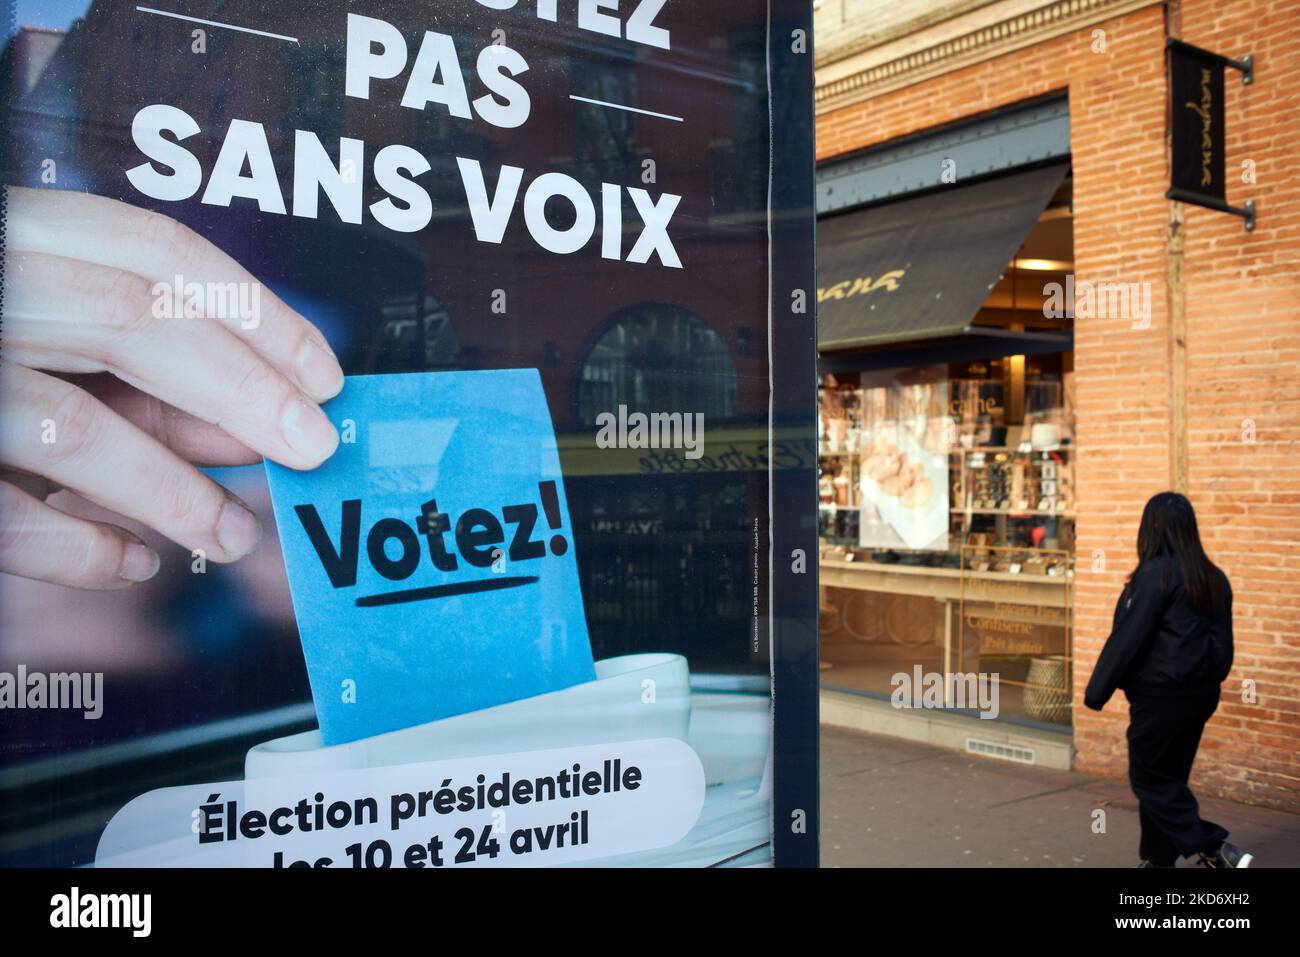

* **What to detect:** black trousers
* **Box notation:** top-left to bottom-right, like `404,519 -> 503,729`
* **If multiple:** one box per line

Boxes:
1125,689 -> 1229,865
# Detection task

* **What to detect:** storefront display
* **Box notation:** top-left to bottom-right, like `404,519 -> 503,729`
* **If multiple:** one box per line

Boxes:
816,142 -> 1077,729
820,351 -> 1077,726
819,352 -> 1076,727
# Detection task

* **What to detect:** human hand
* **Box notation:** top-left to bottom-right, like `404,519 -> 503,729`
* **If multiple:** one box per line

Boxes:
0,187 -> 343,588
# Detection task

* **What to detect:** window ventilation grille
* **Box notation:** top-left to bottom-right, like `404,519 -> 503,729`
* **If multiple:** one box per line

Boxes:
965,738 -> 1036,765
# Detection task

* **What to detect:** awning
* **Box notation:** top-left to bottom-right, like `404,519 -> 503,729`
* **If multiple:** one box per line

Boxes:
817,162 -> 1070,355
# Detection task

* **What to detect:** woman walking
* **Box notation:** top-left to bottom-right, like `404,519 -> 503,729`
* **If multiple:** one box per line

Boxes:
1084,492 -> 1252,868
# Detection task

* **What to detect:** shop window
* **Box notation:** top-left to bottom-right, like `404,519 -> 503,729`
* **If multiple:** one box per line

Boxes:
818,174 -> 1076,729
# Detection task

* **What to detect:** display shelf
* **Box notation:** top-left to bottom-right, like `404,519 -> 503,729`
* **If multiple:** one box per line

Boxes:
950,508 -> 1076,518
819,557 -> 1071,607
950,445 -> 1076,455
830,446 -> 1077,457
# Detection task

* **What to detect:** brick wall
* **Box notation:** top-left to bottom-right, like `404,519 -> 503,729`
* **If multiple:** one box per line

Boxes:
817,0 -> 1300,811
1176,0 -> 1300,810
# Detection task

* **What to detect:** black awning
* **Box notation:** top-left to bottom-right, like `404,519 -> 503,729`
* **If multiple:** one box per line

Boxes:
816,162 -> 1069,353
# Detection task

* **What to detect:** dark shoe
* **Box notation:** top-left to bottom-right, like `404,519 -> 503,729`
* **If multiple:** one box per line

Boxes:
1137,859 -> 1174,868
1198,842 -> 1253,869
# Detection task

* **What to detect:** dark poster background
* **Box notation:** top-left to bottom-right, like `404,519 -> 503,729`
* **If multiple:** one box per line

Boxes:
0,0 -> 815,867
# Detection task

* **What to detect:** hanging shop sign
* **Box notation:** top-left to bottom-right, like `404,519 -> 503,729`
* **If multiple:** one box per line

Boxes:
1166,37 -> 1256,230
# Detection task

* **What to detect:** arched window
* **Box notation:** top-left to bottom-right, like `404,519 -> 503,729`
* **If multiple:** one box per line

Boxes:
576,305 -> 737,424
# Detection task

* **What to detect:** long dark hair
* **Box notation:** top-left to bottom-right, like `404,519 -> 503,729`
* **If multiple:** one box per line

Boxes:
1128,492 -> 1227,617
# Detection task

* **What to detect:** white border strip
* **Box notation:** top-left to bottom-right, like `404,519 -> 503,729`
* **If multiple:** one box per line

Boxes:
135,6 -> 299,43
568,94 -> 684,123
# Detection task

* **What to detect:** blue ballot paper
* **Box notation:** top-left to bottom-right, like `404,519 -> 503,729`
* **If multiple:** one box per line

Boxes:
264,370 -> 596,745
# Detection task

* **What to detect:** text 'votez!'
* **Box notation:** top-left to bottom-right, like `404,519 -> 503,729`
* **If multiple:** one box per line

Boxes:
294,480 -> 569,607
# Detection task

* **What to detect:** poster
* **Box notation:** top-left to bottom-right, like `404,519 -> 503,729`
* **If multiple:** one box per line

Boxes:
856,368 -> 949,552
0,1 -> 817,869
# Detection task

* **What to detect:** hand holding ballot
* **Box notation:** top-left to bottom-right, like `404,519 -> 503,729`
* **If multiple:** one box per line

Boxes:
264,370 -> 597,744
0,187 -> 344,590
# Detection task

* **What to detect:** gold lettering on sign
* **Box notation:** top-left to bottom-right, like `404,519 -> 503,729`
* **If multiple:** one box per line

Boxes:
1184,67 -> 1215,189
817,269 -> 906,303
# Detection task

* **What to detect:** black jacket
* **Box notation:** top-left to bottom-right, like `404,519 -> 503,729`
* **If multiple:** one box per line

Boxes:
1084,556 -> 1233,710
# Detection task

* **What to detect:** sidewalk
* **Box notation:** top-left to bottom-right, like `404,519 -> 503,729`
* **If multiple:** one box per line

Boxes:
821,725 -> 1300,868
